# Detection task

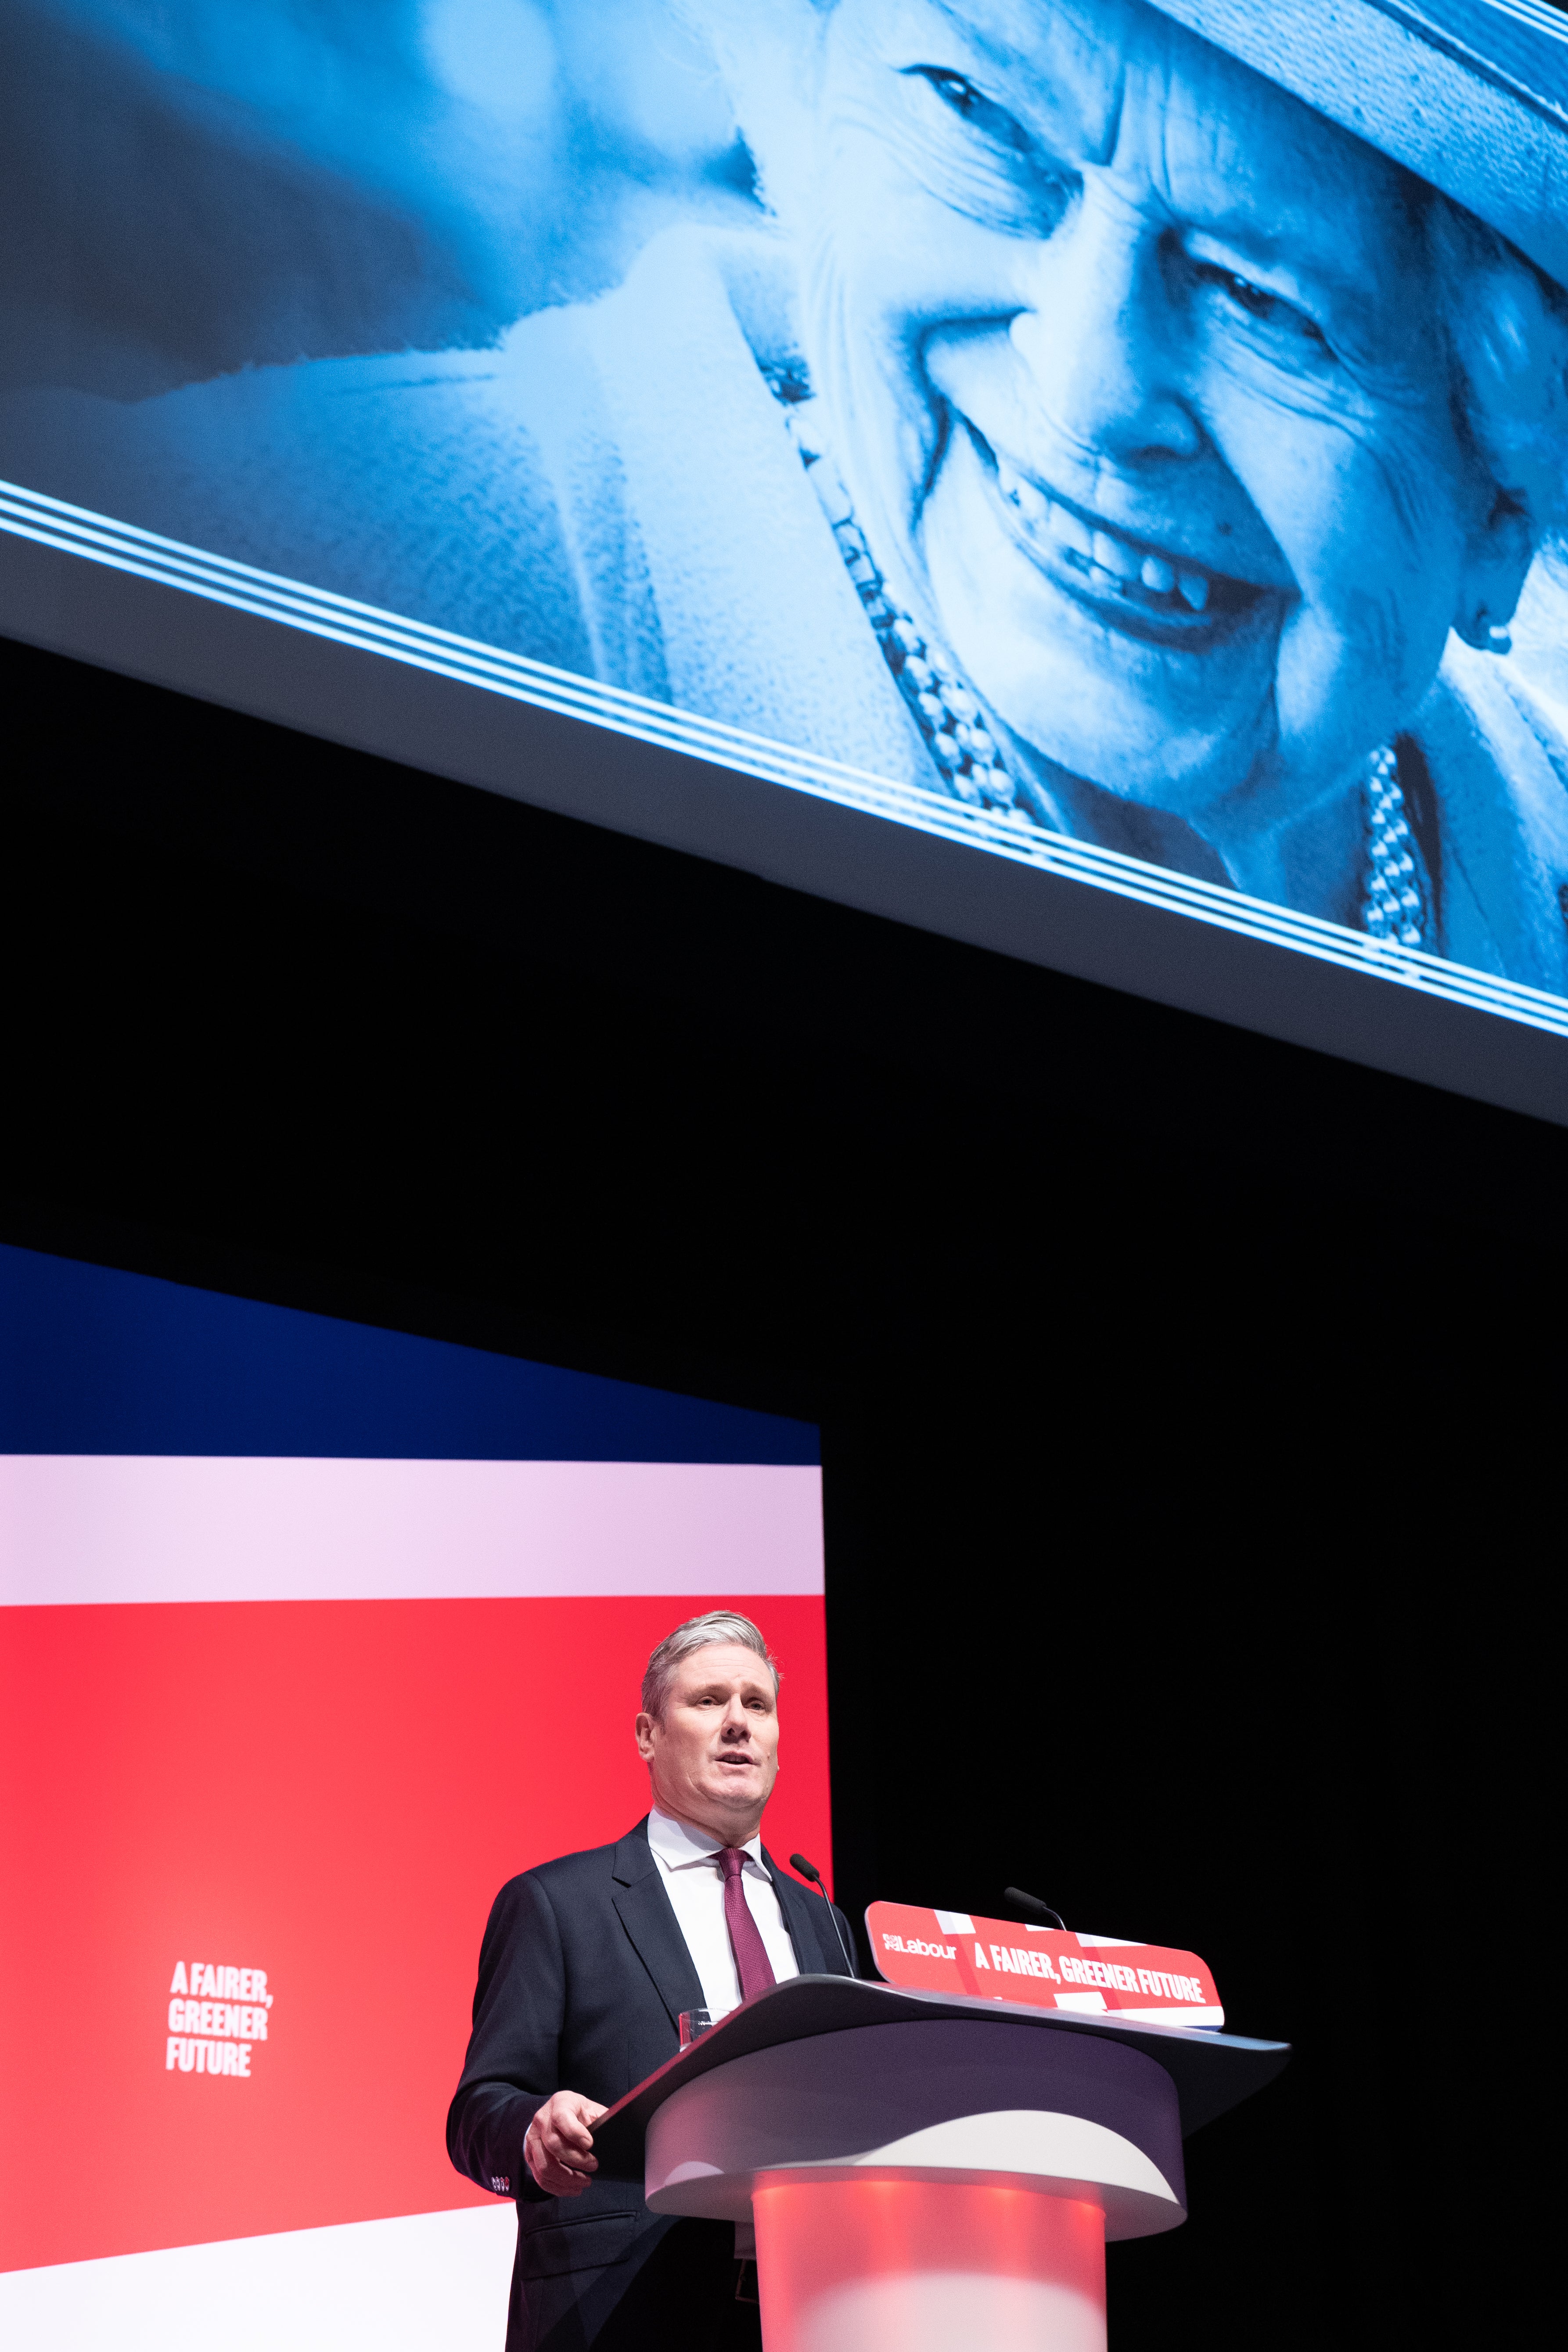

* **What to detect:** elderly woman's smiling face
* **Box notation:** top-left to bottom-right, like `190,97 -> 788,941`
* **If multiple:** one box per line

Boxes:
802,0 -> 1528,834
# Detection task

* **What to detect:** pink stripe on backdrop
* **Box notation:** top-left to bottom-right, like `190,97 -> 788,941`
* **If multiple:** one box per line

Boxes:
0,1457 -> 824,1606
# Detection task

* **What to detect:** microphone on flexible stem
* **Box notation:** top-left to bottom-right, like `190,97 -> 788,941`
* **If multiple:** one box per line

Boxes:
790,1854 -> 857,1978
1006,1886 -> 1067,1931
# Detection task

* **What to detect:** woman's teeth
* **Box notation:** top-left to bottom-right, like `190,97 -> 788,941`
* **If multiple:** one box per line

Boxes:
996,463 -> 1211,614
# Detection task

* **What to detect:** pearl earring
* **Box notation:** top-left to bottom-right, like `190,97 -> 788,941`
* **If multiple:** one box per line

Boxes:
1466,606 -> 1513,656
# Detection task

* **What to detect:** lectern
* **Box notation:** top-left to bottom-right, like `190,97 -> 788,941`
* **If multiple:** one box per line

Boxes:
591,1976 -> 1287,2352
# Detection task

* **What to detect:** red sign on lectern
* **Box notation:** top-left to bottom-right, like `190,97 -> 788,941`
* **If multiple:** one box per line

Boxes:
866,1902 -> 1224,2028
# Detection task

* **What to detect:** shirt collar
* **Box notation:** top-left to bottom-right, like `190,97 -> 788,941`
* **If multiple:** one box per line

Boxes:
647,1805 -> 764,1873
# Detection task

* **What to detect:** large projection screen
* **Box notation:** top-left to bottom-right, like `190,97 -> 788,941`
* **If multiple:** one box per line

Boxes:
0,1242 -> 830,2351
2,0 -> 1567,1120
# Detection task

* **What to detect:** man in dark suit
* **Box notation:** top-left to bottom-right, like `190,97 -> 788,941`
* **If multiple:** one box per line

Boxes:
447,1608 -> 856,2351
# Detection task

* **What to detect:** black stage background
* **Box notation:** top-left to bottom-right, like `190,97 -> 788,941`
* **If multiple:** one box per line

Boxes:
3,627 -> 1556,2350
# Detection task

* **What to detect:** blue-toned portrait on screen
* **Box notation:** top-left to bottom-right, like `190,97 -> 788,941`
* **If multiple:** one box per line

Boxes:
4,0 -> 1568,994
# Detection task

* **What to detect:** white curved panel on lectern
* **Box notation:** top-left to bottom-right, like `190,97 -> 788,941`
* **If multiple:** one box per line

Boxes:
652,2102 -> 1182,2235
643,2018 -> 1187,2241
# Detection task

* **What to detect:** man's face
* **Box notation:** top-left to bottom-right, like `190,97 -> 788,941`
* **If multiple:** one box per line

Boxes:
637,1643 -> 780,1831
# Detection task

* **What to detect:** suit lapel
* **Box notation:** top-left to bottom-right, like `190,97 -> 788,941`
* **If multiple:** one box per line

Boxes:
610,1819 -> 705,2029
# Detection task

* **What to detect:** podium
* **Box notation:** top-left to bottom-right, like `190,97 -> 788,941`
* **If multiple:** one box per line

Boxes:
592,1975 -> 1288,2352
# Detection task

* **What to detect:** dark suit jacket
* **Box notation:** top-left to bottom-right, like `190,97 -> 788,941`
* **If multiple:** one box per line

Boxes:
447,1817 -> 856,2352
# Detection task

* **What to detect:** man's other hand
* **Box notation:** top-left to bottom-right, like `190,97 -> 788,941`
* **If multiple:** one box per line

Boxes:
524,2090 -> 608,2196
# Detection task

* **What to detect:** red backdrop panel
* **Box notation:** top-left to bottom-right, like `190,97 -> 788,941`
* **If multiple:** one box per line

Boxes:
0,1592 -> 831,2270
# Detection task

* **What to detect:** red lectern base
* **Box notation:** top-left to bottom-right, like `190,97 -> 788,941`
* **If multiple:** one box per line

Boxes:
753,2178 -> 1106,2352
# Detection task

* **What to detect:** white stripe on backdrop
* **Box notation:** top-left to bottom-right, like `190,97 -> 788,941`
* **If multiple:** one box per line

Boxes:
0,2206 -> 517,2352
0,1457 -> 824,1606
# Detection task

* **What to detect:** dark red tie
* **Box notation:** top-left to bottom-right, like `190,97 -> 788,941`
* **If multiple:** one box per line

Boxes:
719,1847 -> 777,2002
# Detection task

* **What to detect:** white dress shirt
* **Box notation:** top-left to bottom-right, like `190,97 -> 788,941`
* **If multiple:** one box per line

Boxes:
646,1806 -> 801,2018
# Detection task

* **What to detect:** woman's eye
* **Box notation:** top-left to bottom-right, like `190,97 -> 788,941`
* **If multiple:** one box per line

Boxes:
908,65 -> 981,115
1193,261 -> 1330,352
904,65 -> 1029,151
895,62 -> 1072,239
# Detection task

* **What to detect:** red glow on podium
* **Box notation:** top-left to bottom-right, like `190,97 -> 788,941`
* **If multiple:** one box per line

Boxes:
752,2177 -> 1106,2352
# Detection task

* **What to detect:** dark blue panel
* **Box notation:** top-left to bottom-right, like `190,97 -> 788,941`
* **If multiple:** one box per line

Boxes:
0,1244 -> 817,1464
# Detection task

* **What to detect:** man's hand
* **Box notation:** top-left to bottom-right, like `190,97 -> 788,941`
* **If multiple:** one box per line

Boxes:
524,2090 -> 608,2197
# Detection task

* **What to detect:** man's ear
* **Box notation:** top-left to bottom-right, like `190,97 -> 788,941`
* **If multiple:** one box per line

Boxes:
1457,489 -> 1536,639
634,1709 -> 657,1761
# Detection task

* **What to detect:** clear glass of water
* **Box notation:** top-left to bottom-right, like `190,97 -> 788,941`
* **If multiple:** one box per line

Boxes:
679,2008 -> 713,2050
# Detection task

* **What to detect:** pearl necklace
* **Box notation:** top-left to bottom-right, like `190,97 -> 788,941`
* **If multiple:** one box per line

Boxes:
782,400 -> 1022,816
781,395 -> 1433,952
1359,744 -> 1433,948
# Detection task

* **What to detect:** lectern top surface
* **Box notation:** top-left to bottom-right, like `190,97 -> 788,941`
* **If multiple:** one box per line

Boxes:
589,1975 -> 1288,2182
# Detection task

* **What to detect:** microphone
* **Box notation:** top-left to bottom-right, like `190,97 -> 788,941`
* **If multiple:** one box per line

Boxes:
1005,1885 -> 1066,1931
790,1853 -> 857,1978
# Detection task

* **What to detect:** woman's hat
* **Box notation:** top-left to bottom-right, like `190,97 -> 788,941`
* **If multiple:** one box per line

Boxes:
1142,0 -> 1568,286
